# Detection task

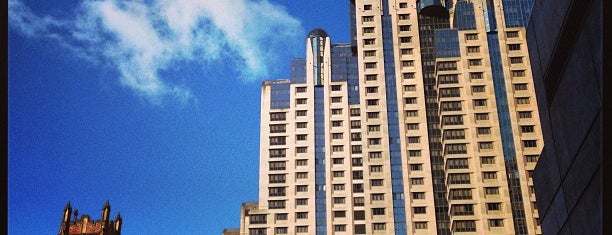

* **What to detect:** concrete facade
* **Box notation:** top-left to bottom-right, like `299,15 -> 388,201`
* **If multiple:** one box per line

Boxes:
527,0 -> 602,234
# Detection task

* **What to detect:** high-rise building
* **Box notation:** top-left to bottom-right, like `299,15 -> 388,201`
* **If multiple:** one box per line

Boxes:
231,1 -> 543,234
58,201 -> 122,235
526,0 -> 602,234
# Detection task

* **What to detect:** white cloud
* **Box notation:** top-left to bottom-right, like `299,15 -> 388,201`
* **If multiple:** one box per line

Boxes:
9,0 -> 304,103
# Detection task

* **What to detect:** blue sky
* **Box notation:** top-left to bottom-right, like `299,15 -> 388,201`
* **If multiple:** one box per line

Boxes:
8,0 -> 350,234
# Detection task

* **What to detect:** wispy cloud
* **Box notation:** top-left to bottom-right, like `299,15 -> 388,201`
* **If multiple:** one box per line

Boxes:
9,0 -> 303,103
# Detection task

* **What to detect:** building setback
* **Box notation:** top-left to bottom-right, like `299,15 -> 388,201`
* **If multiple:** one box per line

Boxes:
230,0 -> 544,234
527,0 -> 602,234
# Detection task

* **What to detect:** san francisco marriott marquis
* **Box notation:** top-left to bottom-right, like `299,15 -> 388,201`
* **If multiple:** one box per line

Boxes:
226,0 -> 543,234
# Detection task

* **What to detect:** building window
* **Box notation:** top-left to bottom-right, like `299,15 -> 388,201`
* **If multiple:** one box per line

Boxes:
275,227 -> 288,234
451,204 -> 474,216
352,158 -> 362,167
353,197 -> 365,206
409,150 -> 421,157
406,123 -> 419,130
487,203 -> 501,211
296,110 -> 307,117
369,151 -> 383,159
465,33 -> 478,40
399,14 -> 410,20
410,164 -> 423,171
403,73 -> 415,79
366,87 -> 378,94
400,37 -> 412,43
470,72 -> 483,80
296,134 -> 307,141
332,133 -> 343,139
296,185 -> 308,192
295,87 -> 306,93
351,133 -> 362,141
296,159 -> 307,166
373,223 -> 386,231
249,228 -> 266,235
477,127 -> 491,135
269,174 -> 286,184
332,145 -> 344,152
270,149 -> 286,158
516,97 -> 530,104
523,140 -> 538,148
404,85 -> 417,92
449,189 -> 472,200
270,112 -> 286,121
363,4 -> 372,10
295,226 -> 308,233
353,170 -> 364,180
518,111 -> 532,119
296,122 -> 307,128
296,212 -> 308,219
483,171 -> 497,179
270,124 -> 286,133
332,158 -> 344,165
269,187 -> 286,197
485,187 -> 499,195
333,197 -> 345,204
370,165 -> 383,173
508,44 -> 521,51
296,198 -> 308,206
444,129 -> 465,140
479,142 -> 493,150
405,110 -> 418,117
439,74 -> 459,84
351,120 -> 361,129
412,206 -> 427,214
399,25 -> 411,31
445,144 -> 467,154
269,200 -> 286,209
270,136 -> 286,145
439,87 -> 461,97
525,155 -> 539,162
371,193 -> 385,201
295,172 -> 308,180
296,98 -> 307,105
368,125 -> 380,132
475,113 -> 489,120
365,74 -> 377,81
412,192 -> 425,199
512,70 -> 526,77
472,85 -> 485,93
510,57 -> 523,64
333,184 -> 345,191
468,59 -> 482,66
415,222 -> 428,229
269,161 -> 286,171
481,156 -> 495,164
350,108 -> 360,116
334,225 -> 346,232
467,46 -> 480,53
520,125 -> 535,133
402,60 -> 414,67
332,120 -> 343,127
448,173 -> 471,184
362,16 -> 374,22
399,2 -> 408,8
366,99 -> 379,106
442,115 -> 464,125
332,171 -> 344,178
447,158 -> 469,169
411,178 -> 424,185
331,85 -> 342,91
453,220 -> 477,232
405,97 -> 417,104
489,219 -> 504,228
372,208 -> 386,215
514,83 -> 528,91
438,61 -> 457,71
506,31 -> 519,38
401,48 -> 413,55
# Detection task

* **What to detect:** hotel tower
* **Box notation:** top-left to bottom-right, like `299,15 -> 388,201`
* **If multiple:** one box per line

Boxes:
231,0 -> 543,234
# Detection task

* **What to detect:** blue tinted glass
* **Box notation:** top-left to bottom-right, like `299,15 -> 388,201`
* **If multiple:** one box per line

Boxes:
503,0 -> 534,27
453,2 -> 476,30
435,29 -> 460,58
314,87 -> 326,234
270,83 -> 290,109
291,58 -> 306,84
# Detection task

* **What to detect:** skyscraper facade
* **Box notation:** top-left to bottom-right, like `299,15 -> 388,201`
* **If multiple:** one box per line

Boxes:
233,1 -> 543,234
